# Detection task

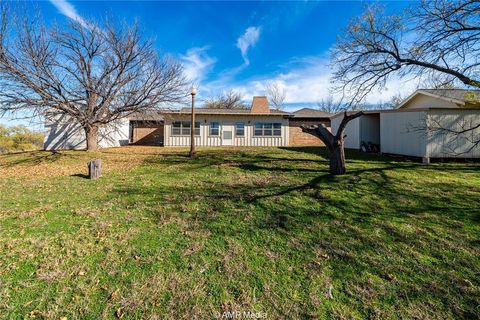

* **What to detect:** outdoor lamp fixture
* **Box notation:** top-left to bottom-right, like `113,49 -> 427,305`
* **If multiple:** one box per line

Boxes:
189,86 -> 197,158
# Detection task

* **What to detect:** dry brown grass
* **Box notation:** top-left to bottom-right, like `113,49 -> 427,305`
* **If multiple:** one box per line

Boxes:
0,146 -> 182,179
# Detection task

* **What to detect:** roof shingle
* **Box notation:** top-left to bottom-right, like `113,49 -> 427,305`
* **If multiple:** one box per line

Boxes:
419,89 -> 480,103
293,107 -> 333,118
176,107 -> 292,115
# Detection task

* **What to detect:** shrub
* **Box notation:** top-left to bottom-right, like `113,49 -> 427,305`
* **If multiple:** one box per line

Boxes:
0,124 -> 43,154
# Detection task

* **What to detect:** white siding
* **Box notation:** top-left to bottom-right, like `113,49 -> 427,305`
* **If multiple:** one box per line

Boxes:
402,94 -> 460,109
427,109 -> 480,158
44,113 -> 129,150
333,108 -> 480,159
331,116 -> 361,149
360,114 -> 380,145
380,111 -> 427,157
164,115 -> 289,147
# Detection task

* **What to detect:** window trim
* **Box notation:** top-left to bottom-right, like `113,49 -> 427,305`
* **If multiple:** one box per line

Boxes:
253,122 -> 282,137
171,121 -> 200,136
209,122 -> 220,136
235,122 -> 245,137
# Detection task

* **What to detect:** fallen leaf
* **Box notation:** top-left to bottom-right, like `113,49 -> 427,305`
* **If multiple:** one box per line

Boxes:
27,310 -> 40,318
109,288 -> 120,301
115,307 -> 124,319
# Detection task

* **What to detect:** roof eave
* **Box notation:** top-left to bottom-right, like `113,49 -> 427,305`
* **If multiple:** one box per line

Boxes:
398,89 -> 466,108
173,112 -> 292,116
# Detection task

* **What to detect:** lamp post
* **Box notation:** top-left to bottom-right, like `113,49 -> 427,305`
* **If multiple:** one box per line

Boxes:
189,86 -> 197,158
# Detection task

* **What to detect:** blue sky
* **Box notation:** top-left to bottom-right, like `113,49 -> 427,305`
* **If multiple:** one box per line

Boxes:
3,0 -> 416,127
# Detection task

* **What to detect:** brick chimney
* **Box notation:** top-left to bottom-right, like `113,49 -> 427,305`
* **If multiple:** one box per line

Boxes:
250,96 -> 270,114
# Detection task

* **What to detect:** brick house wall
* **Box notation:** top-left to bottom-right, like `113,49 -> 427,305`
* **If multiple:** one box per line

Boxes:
131,121 -> 164,145
289,119 -> 330,146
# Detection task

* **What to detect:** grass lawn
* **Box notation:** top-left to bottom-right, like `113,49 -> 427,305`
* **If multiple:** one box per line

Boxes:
0,146 -> 479,319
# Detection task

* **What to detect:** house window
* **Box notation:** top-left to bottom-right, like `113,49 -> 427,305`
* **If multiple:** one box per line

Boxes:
171,121 -> 200,136
235,122 -> 245,136
254,123 -> 282,136
273,123 -> 282,136
210,122 -> 219,136
254,123 -> 263,136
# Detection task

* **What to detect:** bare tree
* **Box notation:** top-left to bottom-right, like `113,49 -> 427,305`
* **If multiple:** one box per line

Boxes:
204,90 -> 247,109
0,5 -> 187,151
375,93 -> 406,110
302,111 -> 364,175
332,1 -> 480,102
316,96 -> 346,114
328,0 -> 480,159
265,82 -> 286,110
300,94 -> 364,175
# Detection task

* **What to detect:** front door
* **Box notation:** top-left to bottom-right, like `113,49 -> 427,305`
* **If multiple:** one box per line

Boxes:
222,124 -> 234,146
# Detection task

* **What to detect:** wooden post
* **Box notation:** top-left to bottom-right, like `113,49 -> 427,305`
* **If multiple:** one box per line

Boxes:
88,159 -> 102,179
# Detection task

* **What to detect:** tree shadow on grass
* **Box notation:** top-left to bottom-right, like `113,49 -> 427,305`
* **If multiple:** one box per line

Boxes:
233,161 -> 480,227
105,148 -> 480,319
138,148 -> 480,224
141,149 -> 329,175
121,146 -> 480,238
124,151 -> 480,229
280,146 -> 389,162
70,173 -> 90,179
0,150 -> 77,168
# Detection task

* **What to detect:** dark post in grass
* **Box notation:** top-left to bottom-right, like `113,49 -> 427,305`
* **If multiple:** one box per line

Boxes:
189,86 -> 197,158
88,159 -> 102,179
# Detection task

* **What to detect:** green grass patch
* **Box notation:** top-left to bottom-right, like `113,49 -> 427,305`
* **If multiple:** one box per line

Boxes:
0,146 -> 479,319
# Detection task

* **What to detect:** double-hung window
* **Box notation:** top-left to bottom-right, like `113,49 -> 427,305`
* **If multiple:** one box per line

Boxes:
210,122 -> 220,136
171,121 -> 200,136
235,122 -> 245,136
273,123 -> 282,136
253,123 -> 282,136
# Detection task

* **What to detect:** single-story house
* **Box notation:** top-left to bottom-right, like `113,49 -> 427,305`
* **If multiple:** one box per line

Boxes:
331,89 -> 480,159
163,96 -> 291,147
44,96 -> 328,150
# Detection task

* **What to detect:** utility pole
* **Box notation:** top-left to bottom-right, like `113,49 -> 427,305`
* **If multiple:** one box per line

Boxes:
189,86 -> 197,157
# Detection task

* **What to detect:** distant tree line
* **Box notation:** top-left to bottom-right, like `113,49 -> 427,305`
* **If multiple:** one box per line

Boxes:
204,90 -> 248,109
0,125 -> 43,154
203,82 -> 286,110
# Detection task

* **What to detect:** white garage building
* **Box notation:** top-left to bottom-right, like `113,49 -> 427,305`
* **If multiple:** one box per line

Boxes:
331,89 -> 480,159
43,112 -> 130,150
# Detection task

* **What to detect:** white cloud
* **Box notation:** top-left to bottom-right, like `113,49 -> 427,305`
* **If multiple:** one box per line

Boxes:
203,55 -> 419,109
236,26 -> 261,65
180,47 -> 216,84
49,0 -> 88,27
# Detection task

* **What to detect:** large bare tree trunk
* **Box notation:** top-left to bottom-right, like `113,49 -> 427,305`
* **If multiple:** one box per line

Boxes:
329,140 -> 346,175
0,7 -> 187,150
85,125 -> 99,151
302,111 -> 363,175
